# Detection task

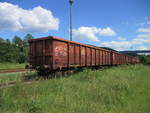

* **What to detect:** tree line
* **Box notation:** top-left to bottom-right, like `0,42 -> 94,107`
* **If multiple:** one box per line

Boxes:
0,34 -> 33,63
139,55 -> 150,65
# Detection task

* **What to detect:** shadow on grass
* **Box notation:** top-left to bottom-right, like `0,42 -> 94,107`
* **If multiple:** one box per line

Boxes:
22,68 -> 87,81
22,66 -> 110,81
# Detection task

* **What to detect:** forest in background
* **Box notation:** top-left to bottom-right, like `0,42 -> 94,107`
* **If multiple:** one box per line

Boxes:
0,34 -> 150,64
0,34 -> 33,63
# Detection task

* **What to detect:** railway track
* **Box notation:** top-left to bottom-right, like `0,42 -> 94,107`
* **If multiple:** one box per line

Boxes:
0,66 -> 115,89
0,68 -> 79,88
0,68 -> 35,88
0,68 -> 27,73
0,80 -> 34,88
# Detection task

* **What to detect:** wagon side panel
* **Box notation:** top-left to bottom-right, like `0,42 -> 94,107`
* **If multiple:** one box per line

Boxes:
92,48 -> 96,66
45,39 -> 53,67
69,43 -> 75,66
95,49 -> 99,65
87,47 -> 91,66
53,40 -> 68,70
75,44 -> 80,66
100,50 -> 102,65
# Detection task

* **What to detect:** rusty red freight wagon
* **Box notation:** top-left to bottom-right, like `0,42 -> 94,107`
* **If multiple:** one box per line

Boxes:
29,36 -> 112,71
28,36 -> 139,72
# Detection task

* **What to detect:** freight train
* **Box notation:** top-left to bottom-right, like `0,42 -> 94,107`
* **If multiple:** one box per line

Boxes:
27,36 -> 140,75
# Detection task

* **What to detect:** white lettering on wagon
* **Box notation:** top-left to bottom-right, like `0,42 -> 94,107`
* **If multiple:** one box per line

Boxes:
54,46 -> 67,56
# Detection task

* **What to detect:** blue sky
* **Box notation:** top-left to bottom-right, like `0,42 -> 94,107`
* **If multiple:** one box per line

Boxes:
0,0 -> 150,50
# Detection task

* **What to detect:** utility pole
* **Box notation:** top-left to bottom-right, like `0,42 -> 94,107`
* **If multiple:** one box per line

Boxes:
69,0 -> 73,41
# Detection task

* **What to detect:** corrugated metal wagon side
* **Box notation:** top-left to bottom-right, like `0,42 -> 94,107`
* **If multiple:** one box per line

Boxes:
28,36 -> 140,74
29,37 -> 53,70
51,36 -> 112,70
29,36 -> 111,71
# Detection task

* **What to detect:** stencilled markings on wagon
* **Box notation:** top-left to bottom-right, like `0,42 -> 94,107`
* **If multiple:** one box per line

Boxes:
54,46 -> 67,56
81,48 -> 85,55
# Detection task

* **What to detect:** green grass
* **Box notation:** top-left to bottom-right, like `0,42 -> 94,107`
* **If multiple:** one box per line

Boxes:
0,72 -> 23,84
0,71 -> 36,84
0,63 -> 26,69
0,64 -> 149,113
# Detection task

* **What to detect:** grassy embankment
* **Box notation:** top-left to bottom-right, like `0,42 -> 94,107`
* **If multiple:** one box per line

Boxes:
0,72 -> 23,84
0,63 -> 26,69
0,63 -> 27,84
0,64 -> 150,113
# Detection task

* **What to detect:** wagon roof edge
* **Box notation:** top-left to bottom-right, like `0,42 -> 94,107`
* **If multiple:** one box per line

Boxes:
28,35 -> 129,54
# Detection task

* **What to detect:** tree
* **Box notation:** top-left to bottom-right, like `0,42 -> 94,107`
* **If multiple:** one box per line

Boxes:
0,38 -> 17,62
12,36 -> 23,48
0,37 -> 5,43
6,39 -> 11,44
0,34 -> 34,63
23,34 -> 34,46
23,34 -> 34,62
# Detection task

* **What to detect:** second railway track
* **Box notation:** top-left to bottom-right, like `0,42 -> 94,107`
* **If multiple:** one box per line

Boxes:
0,68 -> 27,73
0,80 -> 35,89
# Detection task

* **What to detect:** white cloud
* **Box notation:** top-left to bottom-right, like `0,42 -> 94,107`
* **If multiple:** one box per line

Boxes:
117,37 -> 126,40
73,27 -> 100,42
137,28 -> 150,33
138,20 -> 150,26
72,26 -> 116,42
100,26 -> 150,51
132,38 -> 150,44
101,41 -> 132,51
131,38 -> 144,45
0,2 -> 59,33
137,46 -> 148,50
101,37 -> 150,51
137,34 -> 150,38
98,27 -> 116,36
144,17 -> 149,20
147,21 -> 150,25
